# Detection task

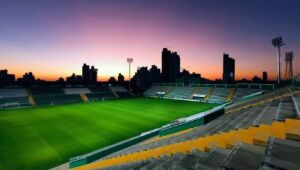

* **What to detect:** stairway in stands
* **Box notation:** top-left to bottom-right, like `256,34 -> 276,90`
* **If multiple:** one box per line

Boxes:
227,88 -> 236,102
109,87 -> 119,98
80,93 -> 89,102
166,86 -> 175,95
191,86 -> 201,97
26,89 -> 36,106
205,88 -> 214,100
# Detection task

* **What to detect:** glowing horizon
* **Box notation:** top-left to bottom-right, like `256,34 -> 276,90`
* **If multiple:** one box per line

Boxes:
0,0 -> 299,82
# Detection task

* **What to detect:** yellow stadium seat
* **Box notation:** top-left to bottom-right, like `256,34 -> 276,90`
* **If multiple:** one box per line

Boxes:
285,119 -> 300,140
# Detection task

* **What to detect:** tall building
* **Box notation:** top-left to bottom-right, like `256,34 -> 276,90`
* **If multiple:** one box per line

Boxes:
0,69 -> 15,85
252,75 -> 262,83
118,73 -> 125,84
222,53 -> 235,84
90,66 -> 98,83
66,73 -> 83,84
161,48 -> 180,83
82,63 -> 90,83
108,76 -> 117,84
179,69 -> 190,85
132,66 -> 150,91
82,63 -> 98,84
262,71 -> 268,82
190,72 -> 201,84
149,65 -> 160,83
20,72 -> 35,84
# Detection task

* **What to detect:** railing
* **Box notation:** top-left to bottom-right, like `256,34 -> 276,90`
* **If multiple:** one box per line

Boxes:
153,83 -> 275,91
289,86 -> 300,117
69,128 -> 160,168
153,83 -> 184,87
159,105 -> 225,136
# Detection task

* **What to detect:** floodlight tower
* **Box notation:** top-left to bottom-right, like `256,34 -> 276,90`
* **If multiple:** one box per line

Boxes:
127,58 -> 133,90
272,36 -> 285,83
285,51 -> 294,80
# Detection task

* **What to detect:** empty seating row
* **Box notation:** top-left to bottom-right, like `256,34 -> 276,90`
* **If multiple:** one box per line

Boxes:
110,86 -> 128,92
144,86 -> 172,97
87,93 -> 115,101
64,88 -> 91,94
0,88 -> 27,98
33,94 -> 82,105
0,96 -> 30,108
164,86 -> 194,99
233,88 -> 261,100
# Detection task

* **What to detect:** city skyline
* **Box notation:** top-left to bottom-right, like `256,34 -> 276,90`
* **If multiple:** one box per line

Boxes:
1,0 -> 300,81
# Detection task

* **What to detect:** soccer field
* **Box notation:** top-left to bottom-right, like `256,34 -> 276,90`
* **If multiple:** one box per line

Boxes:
0,98 -> 217,170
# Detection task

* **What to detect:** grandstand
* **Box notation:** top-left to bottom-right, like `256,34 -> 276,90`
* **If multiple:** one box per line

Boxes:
0,88 -> 29,108
0,88 -> 28,98
0,85 -> 125,108
67,86 -> 300,170
144,83 -> 273,104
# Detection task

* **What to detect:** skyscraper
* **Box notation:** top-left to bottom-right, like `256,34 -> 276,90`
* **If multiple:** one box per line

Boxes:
82,63 -> 98,84
0,69 -> 15,85
149,65 -> 160,83
90,66 -> 98,83
132,66 -> 150,91
118,73 -> 125,84
161,48 -> 180,83
262,71 -> 268,82
222,53 -> 235,84
82,63 -> 90,83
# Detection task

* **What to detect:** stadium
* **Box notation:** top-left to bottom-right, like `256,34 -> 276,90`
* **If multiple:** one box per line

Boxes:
0,83 -> 300,170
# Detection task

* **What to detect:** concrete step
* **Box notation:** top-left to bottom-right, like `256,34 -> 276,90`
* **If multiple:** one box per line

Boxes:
260,137 -> 300,170
199,147 -> 230,169
219,142 -> 265,170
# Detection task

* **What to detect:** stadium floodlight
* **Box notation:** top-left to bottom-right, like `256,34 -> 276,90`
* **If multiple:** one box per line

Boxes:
272,36 -> 285,83
127,58 -> 133,90
285,51 -> 294,80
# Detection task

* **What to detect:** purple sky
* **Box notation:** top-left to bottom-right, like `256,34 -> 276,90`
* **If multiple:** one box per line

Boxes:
0,0 -> 299,81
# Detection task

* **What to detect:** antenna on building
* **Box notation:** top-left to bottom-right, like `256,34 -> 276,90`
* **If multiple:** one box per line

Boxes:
272,36 -> 285,83
285,51 -> 294,80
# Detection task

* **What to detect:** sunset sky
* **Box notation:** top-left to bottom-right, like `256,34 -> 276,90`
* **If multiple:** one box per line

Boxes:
0,0 -> 299,81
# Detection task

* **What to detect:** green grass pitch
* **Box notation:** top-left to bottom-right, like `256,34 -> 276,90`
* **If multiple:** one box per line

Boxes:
0,98 -> 217,170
